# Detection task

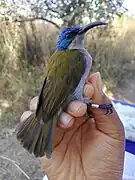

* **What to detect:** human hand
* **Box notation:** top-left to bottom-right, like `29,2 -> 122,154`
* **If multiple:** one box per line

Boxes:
21,72 -> 125,180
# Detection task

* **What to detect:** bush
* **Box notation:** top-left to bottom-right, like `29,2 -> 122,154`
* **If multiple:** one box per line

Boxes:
0,16 -> 135,127
86,17 -> 135,89
0,21 -> 57,127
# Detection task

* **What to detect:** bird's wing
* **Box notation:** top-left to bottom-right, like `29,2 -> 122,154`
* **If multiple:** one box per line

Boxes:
36,49 -> 85,122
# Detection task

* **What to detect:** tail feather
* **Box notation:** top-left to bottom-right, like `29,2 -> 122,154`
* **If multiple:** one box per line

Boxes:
44,118 -> 57,158
34,130 -> 43,157
44,121 -> 54,158
19,117 -> 38,151
16,113 -> 57,158
34,126 -> 45,157
28,122 -> 41,153
17,116 -> 33,137
41,128 -> 48,156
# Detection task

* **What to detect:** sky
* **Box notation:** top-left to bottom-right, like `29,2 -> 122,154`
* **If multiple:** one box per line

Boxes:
124,0 -> 135,16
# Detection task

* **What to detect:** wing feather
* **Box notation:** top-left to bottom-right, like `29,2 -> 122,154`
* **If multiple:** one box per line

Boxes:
36,49 -> 85,122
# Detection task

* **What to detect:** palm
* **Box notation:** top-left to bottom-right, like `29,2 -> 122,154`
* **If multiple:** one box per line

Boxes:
40,116 -> 118,180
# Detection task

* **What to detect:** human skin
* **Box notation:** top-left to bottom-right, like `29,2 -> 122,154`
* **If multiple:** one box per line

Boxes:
21,72 -> 125,180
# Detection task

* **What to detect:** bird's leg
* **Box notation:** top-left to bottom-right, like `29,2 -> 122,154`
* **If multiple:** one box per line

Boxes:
84,97 -> 113,115
82,96 -> 113,115
83,97 -> 93,105
71,90 -> 113,115
98,104 -> 113,115
82,97 -> 93,118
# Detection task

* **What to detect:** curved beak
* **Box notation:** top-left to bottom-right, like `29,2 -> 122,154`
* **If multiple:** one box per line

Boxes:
78,21 -> 108,34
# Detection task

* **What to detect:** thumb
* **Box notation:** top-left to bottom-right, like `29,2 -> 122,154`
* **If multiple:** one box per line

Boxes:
88,72 -> 125,140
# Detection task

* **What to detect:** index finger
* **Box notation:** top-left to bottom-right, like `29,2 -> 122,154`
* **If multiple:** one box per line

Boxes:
66,83 -> 94,117
58,83 -> 94,128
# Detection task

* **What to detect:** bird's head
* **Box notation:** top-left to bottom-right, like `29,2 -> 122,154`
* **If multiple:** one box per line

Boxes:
57,21 -> 107,51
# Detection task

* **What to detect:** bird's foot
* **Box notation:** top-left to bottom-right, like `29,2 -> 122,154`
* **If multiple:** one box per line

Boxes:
91,103 -> 113,115
83,97 -> 93,105
83,97 -> 113,115
98,104 -> 113,115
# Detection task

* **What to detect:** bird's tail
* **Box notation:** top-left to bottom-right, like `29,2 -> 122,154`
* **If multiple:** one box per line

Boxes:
16,113 -> 57,158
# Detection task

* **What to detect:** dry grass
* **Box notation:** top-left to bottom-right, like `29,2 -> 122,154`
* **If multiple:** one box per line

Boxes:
0,16 -> 135,127
86,17 -> 135,88
0,21 -> 57,126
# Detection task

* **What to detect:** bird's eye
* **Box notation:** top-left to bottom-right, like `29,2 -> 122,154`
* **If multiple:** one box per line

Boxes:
66,34 -> 70,38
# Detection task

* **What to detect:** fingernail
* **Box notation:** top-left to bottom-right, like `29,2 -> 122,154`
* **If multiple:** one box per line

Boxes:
29,96 -> 38,111
20,111 -> 33,122
67,101 -> 82,113
59,112 -> 72,126
95,72 -> 102,93
67,101 -> 87,117
84,84 -> 94,98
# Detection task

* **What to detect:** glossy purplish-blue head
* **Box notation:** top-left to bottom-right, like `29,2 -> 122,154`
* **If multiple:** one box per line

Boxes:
57,26 -> 81,51
57,21 -> 107,51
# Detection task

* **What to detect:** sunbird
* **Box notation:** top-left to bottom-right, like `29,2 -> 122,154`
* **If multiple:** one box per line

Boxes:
16,22 -> 113,158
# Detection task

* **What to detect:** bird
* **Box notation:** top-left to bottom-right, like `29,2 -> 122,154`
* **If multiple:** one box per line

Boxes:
16,21 -> 113,159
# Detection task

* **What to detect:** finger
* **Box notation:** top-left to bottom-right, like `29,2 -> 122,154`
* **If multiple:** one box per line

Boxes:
59,84 -> 94,128
83,83 -> 94,98
29,96 -> 38,112
20,111 -> 33,122
66,101 -> 87,117
88,72 -> 125,140
66,84 -> 94,117
58,112 -> 75,129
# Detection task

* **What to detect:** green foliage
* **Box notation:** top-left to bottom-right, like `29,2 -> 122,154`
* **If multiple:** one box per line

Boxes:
0,17 -> 135,127
0,0 -> 126,28
43,0 -> 126,26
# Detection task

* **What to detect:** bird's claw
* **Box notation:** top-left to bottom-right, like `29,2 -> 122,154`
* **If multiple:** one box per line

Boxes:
83,97 -> 113,115
89,103 -> 113,115
99,103 -> 113,115
83,97 -> 92,105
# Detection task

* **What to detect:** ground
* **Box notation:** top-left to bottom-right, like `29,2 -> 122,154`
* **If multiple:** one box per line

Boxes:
0,127 -> 44,180
0,79 -> 135,180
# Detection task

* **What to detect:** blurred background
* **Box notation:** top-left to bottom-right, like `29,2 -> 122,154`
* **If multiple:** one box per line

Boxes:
0,0 -> 135,179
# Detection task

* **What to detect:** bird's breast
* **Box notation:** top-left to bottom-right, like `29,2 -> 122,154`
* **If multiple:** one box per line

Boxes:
79,49 -> 92,80
73,49 -> 92,96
